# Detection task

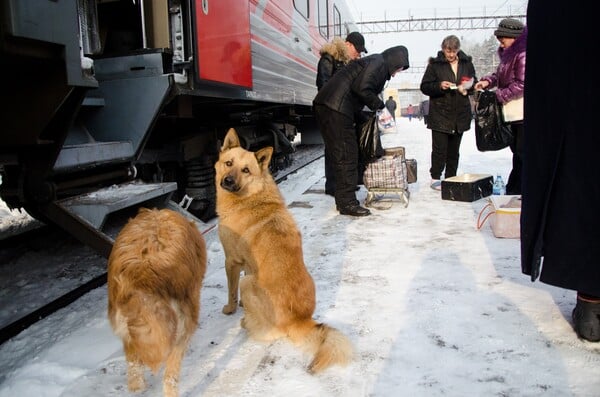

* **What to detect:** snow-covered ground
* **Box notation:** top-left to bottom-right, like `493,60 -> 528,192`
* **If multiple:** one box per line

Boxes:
1,117 -> 598,397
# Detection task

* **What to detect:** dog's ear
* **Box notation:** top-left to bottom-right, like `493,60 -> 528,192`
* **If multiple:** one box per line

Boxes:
255,146 -> 273,173
221,128 -> 241,151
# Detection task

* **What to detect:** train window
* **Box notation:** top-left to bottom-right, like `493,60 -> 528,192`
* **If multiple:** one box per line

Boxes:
318,0 -> 329,39
333,5 -> 341,37
293,0 -> 309,19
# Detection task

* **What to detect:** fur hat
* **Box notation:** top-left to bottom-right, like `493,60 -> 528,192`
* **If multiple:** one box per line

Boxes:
494,18 -> 524,38
345,31 -> 367,53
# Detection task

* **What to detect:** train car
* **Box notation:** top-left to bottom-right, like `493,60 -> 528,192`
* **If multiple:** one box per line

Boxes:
0,0 -> 357,256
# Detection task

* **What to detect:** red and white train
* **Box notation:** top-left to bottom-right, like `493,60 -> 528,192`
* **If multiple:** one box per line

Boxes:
0,0 -> 357,255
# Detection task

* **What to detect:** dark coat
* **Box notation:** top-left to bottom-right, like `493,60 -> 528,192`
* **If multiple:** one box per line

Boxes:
385,98 -> 397,112
522,3 -> 600,296
316,38 -> 350,91
313,46 -> 410,118
480,31 -> 526,104
420,50 -> 477,134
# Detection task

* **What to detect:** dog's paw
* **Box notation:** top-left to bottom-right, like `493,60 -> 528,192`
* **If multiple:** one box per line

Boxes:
222,303 -> 238,315
127,362 -> 147,392
163,375 -> 179,397
127,372 -> 146,392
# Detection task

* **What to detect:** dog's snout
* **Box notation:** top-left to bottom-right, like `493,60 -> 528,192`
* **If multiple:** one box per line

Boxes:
221,175 -> 239,192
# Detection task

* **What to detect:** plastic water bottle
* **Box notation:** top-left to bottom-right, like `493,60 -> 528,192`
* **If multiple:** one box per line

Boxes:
493,174 -> 506,195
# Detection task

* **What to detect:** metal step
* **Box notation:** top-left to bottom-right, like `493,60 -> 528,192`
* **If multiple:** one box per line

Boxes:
41,181 -> 177,258
57,181 -> 178,229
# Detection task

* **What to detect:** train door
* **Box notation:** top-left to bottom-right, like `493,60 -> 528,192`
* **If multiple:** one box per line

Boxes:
194,0 -> 252,88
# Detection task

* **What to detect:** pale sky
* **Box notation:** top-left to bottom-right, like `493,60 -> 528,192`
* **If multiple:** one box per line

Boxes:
346,0 -> 528,87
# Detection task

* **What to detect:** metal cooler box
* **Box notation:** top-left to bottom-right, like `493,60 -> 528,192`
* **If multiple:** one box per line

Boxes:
441,174 -> 493,202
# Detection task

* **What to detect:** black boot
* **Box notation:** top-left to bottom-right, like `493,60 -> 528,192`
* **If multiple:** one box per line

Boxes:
337,203 -> 371,217
572,293 -> 600,342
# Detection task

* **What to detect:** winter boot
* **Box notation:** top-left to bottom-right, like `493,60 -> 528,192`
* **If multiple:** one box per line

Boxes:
572,293 -> 600,342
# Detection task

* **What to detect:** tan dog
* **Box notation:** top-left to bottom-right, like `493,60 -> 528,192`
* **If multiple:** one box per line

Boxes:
215,128 -> 353,373
107,208 -> 206,397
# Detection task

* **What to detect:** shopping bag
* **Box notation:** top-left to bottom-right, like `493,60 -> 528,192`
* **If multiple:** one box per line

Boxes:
501,97 -> 524,123
474,90 -> 514,151
377,107 -> 397,134
358,114 -> 384,163
363,155 -> 407,190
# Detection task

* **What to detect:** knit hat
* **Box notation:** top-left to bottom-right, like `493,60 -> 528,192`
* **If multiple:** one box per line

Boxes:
494,18 -> 524,38
346,31 -> 367,53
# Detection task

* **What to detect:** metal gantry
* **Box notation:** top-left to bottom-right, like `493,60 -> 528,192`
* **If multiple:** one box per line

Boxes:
356,15 -> 526,34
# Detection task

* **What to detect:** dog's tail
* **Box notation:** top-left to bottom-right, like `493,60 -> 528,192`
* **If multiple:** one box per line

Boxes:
289,320 -> 353,373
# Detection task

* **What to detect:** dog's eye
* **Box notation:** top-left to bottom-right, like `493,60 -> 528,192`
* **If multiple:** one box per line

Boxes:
225,160 -> 232,166
242,167 -> 250,173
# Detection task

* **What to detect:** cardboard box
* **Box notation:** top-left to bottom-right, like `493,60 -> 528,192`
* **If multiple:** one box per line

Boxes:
441,174 -> 493,202
488,195 -> 521,238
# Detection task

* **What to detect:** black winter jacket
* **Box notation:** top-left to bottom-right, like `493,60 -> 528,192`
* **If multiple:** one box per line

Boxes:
313,46 -> 410,118
316,38 -> 350,91
420,50 -> 477,134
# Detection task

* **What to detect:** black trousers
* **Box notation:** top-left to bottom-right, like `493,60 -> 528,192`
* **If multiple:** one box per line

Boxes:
324,149 -> 336,194
323,121 -> 365,193
430,130 -> 463,179
314,105 -> 360,208
506,122 -> 524,195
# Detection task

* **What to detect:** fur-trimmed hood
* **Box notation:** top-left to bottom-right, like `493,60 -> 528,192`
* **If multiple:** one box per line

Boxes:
319,37 -> 351,63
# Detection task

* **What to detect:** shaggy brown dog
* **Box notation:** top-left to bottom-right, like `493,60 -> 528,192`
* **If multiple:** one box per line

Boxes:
215,128 -> 353,373
107,208 -> 206,397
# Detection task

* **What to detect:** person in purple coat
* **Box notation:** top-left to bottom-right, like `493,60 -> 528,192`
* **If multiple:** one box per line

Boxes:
475,18 -> 526,195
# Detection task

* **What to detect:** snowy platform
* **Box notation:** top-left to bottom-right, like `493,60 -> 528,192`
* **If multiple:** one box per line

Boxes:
1,118 -> 598,397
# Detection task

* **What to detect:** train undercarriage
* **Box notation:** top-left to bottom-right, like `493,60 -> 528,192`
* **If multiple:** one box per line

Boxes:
0,0 -> 331,257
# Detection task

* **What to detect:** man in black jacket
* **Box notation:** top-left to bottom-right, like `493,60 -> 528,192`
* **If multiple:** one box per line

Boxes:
313,45 -> 410,216
385,96 -> 397,120
316,31 -> 365,91
316,32 -> 366,196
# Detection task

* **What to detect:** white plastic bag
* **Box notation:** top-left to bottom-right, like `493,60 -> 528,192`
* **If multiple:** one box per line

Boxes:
501,97 -> 524,123
377,107 -> 397,134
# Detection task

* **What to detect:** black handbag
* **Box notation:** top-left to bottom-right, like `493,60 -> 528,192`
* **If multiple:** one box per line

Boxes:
474,90 -> 514,151
358,114 -> 384,163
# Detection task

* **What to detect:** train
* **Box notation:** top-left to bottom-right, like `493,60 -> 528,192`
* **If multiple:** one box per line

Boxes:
0,0 -> 358,256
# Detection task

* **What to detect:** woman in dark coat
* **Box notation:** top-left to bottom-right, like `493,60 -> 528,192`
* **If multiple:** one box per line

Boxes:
475,19 -> 527,195
522,0 -> 600,342
313,45 -> 410,216
420,35 -> 477,190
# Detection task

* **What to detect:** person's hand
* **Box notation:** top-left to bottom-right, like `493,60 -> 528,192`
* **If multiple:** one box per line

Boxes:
474,80 -> 490,90
457,86 -> 467,96
440,81 -> 456,90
